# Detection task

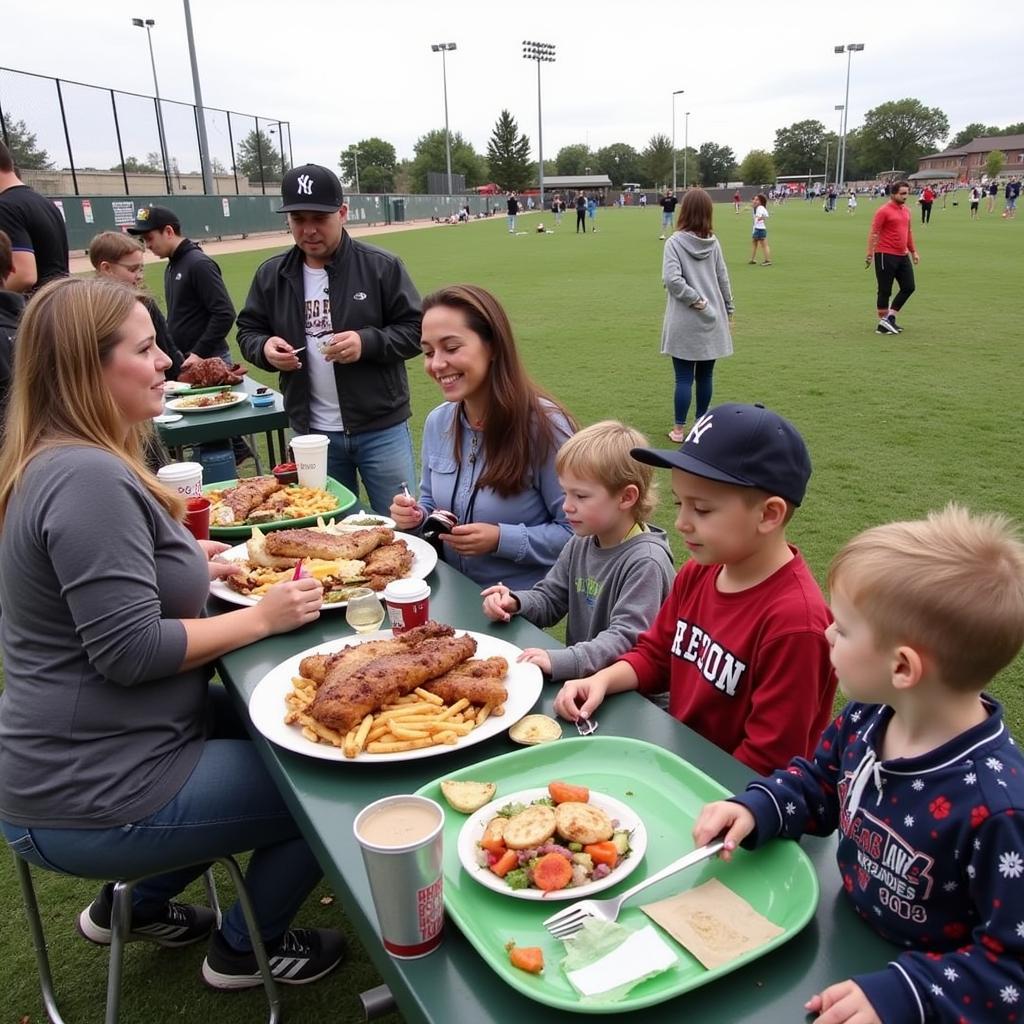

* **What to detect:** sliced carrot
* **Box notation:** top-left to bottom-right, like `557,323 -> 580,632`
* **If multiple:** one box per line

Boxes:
490,849 -> 519,878
548,780 -> 590,805
506,942 -> 544,974
584,841 -> 619,868
532,852 -> 574,891
480,836 -> 507,856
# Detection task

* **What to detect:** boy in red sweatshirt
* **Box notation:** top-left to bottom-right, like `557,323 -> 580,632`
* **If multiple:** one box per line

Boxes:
553,402 -> 836,774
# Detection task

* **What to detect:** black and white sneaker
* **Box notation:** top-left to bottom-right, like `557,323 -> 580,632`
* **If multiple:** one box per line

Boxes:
886,314 -> 903,333
202,927 -> 346,990
78,883 -> 217,948
876,318 -> 900,334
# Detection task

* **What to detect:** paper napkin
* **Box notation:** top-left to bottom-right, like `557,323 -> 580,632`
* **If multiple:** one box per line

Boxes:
561,919 -> 678,1003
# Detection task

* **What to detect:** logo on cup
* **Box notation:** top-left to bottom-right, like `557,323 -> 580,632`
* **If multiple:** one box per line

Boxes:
417,877 -> 444,940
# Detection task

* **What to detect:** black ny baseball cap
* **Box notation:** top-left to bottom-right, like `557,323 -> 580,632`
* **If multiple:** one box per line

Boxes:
631,403 -> 812,506
278,164 -> 346,213
126,205 -> 180,235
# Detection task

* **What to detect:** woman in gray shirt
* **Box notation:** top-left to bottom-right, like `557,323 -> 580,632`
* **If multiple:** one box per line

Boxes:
0,278 -> 343,990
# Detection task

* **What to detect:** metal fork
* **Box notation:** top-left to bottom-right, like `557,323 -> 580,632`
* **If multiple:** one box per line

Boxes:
542,839 -> 725,939
574,716 -> 599,737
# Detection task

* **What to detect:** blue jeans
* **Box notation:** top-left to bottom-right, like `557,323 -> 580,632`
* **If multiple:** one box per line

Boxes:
322,420 -> 416,516
1,687 -> 320,951
672,358 -> 716,425
507,215 -> 517,232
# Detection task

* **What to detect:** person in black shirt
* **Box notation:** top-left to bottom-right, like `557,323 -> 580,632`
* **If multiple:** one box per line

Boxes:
0,142 -> 69,294
575,191 -> 587,233
659,190 -> 679,239
0,229 -> 25,409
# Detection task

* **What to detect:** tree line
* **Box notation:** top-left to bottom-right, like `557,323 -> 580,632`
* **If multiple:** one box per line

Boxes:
4,103 -> 1021,192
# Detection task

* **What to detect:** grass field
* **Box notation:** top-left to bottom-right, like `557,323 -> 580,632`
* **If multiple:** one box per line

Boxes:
3,195 -> 1022,1022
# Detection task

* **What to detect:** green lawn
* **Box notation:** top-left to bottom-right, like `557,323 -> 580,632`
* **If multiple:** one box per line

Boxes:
4,196 -> 1022,1021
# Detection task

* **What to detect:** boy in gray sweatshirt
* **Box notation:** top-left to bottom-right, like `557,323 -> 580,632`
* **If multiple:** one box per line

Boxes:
482,421 -> 674,680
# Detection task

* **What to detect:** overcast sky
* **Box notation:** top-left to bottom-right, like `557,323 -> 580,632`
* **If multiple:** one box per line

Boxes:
2,0 -> 1018,176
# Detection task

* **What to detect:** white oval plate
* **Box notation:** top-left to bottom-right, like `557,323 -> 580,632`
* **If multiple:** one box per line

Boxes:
162,381 -> 193,394
247,629 -> 542,763
457,787 -> 647,901
166,391 -> 247,413
209,531 -> 438,608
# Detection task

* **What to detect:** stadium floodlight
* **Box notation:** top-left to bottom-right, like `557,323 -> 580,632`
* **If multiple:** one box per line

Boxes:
131,16 -> 170,193
348,146 -> 361,194
523,41 -> 556,209
430,42 -> 458,196
671,90 -> 684,192
834,43 -> 865,188
833,104 -> 845,186
684,111 -> 691,189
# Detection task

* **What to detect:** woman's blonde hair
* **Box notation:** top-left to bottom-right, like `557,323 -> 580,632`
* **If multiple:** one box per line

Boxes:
828,504 -> 1024,690
555,420 -> 657,523
0,276 -> 183,526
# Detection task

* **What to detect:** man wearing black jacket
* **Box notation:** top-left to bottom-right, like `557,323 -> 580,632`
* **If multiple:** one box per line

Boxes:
128,205 -> 235,371
237,164 -> 421,514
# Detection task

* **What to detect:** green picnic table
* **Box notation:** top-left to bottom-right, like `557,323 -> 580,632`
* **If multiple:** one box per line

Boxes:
215,559 -> 894,1022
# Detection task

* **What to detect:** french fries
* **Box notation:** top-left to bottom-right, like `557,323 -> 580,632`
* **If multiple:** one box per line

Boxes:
283,675 -> 498,758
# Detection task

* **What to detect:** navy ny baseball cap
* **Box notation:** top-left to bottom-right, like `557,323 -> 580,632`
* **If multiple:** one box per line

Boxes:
631,402 -> 812,506
126,205 -> 180,235
278,164 -> 345,213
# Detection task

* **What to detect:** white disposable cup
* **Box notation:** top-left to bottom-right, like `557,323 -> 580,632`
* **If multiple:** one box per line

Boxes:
383,579 -> 431,634
157,461 -> 204,499
353,795 -> 445,958
289,434 -> 329,488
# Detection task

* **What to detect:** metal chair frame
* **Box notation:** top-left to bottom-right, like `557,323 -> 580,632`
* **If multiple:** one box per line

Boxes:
11,852 -> 281,1024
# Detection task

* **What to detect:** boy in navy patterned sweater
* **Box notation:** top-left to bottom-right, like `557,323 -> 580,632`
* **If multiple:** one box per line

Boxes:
694,506 -> 1024,1024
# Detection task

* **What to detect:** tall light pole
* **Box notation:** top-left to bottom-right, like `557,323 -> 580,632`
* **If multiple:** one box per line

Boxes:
268,121 -> 287,179
430,43 -> 457,196
834,43 -> 864,187
833,103 -> 845,186
349,146 -> 361,194
671,89 -> 685,192
131,17 -> 171,194
183,0 -> 214,194
684,111 -> 690,188
523,41 -> 555,210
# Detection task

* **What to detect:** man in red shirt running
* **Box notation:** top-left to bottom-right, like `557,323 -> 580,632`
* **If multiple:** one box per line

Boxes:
865,180 -> 919,335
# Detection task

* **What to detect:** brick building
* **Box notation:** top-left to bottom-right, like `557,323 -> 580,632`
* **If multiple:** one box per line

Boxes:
917,135 -> 1024,181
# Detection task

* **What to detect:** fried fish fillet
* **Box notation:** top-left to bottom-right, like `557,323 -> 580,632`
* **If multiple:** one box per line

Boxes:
265,526 -> 393,561
310,634 -> 477,733
362,540 -> 414,590
222,477 -> 279,520
423,657 -> 509,707
297,621 -> 455,684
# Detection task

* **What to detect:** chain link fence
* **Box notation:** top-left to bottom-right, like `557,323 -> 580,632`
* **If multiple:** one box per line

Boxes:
0,66 -> 292,197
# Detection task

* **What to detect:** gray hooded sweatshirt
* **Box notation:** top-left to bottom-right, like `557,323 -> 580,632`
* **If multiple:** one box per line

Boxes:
660,231 -> 735,361
511,526 -> 675,681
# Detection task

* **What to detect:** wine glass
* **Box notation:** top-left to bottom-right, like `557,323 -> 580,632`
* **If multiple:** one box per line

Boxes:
345,588 -> 385,634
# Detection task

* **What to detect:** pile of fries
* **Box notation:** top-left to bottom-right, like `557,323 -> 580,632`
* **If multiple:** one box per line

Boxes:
284,679 -> 504,758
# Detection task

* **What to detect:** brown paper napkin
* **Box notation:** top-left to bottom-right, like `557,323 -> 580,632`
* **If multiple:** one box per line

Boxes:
641,878 -> 783,969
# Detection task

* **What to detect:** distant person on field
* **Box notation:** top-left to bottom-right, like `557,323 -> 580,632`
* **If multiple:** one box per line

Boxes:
694,505 -> 1024,1024
987,179 -> 998,213
482,420 -> 674,680
659,189 -> 678,239
586,194 -> 598,231
970,184 -> 983,219
0,229 -> 23,409
661,189 -> 734,443
506,191 -> 519,233
918,184 -> 935,225
1004,178 -> 1019,219
866,179 -> 919,336
749,193 -> 772,265
575,191 -> 587,233
733,190 -> 742,213
553,402 -> 838,774
847,189 -> 857,214
0,141 -> 69,294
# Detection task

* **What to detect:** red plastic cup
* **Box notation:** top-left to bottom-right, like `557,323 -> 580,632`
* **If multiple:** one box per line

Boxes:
184,497 -> 211,541
382,579 -> 431,634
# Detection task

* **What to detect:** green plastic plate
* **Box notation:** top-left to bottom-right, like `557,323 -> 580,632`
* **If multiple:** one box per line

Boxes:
204,476 -> 357,539
416,736 -> 819,1013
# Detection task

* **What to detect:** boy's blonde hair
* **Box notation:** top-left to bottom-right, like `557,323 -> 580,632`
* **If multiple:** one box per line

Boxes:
87,230 -> 144,269
828,504 -> 1024,690
555,420 -> 656,523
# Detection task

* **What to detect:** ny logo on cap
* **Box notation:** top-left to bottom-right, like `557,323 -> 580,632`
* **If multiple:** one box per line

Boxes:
686,413 -> 714,445
296,174 -> 314,196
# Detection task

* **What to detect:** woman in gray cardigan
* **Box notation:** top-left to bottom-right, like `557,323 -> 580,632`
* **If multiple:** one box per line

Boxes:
660,188 -> 735,443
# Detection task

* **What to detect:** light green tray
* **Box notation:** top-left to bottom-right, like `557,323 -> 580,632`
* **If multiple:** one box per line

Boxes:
417,736 -> 818,1013
204,476 -> 357,539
